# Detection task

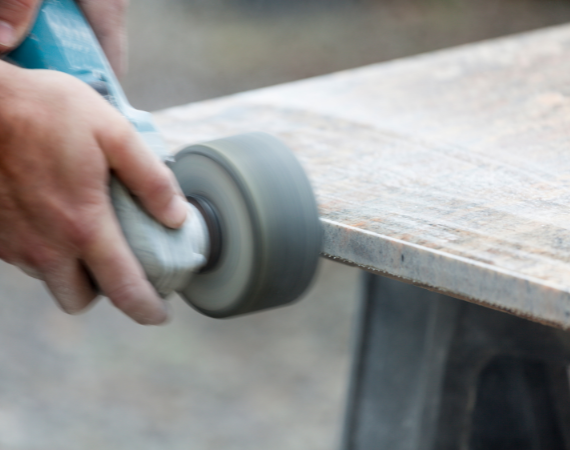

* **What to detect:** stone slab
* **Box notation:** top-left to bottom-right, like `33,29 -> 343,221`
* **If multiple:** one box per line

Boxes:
154,24 -> 570,328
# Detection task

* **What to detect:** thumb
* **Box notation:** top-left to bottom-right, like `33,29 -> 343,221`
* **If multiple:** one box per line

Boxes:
0,0 -> 41,51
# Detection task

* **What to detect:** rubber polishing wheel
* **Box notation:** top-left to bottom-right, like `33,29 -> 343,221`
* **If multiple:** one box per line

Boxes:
170,132 -> 322,318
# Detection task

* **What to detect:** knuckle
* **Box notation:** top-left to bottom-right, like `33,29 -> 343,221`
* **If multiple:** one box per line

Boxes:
47,195 -> 104,251
105,121 -> 133,155
145,169 -> 173,201
62,210 -> 101,250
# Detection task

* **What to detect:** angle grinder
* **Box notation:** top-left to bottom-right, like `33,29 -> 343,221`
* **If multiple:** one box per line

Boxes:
6,0 -> 321,318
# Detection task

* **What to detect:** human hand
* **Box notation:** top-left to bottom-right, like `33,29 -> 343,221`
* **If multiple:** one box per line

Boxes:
0,0 -> 128,76
0,63 -> 188,324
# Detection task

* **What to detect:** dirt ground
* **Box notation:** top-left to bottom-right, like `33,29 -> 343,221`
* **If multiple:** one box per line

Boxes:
2,0 -> 570,448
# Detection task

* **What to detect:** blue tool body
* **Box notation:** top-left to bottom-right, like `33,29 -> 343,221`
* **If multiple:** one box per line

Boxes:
7,0 -> 167,157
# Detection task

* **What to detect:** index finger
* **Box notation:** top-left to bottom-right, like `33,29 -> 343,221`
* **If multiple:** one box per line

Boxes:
96,114 -> 189,230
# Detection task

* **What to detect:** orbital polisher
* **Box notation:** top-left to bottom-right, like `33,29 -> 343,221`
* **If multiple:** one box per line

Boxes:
7,0 -> 321,318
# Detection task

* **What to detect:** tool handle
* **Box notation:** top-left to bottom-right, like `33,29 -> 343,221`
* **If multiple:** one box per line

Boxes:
5,0 -> 201,295
6,0 -> 167,156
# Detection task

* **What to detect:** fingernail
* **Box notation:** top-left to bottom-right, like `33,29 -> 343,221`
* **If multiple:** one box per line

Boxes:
0,21 -> 16,48
163,195 -> 188,229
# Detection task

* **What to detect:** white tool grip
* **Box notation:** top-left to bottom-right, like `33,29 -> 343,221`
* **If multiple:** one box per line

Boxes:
110,130 -> 210,297
111,178 -> 209,297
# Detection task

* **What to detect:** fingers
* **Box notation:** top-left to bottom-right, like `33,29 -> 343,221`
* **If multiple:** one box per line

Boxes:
42,258 -> 97,314
80,202 -> 168,325
100,126 -> 188,229
0,0 -> 40,50
77,0 -> 128,76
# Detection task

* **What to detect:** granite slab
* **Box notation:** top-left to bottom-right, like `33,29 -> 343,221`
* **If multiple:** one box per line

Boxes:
154,24 -> 570,328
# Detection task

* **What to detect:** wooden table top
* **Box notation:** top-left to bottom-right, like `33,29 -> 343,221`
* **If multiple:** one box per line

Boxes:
154,24 -> 570,328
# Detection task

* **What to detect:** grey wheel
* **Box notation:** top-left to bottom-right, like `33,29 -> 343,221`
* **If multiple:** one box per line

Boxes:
170,132 -> 321,318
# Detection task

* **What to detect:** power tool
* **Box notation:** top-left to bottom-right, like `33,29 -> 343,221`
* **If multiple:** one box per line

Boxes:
6,0 -> 321,318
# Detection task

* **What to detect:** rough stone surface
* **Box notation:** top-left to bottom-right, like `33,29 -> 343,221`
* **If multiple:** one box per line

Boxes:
154,25 -> 570,328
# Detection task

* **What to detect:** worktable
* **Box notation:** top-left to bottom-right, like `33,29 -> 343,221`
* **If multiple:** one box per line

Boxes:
154,24 -> 570,449
155,24 -> 570,330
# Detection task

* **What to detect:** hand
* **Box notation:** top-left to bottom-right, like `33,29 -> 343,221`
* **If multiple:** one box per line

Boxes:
0,0 -> 128,76
0,62 -> 188,324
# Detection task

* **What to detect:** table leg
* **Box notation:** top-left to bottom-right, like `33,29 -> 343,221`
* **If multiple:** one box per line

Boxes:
342,273 -> 570,450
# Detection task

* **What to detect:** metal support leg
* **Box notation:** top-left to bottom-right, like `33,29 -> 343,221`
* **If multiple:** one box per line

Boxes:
342,273 -> 570,450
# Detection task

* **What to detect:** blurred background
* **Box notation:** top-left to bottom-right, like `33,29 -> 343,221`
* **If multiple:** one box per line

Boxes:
2,0 -> 570,448
123,0 -> 570,111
